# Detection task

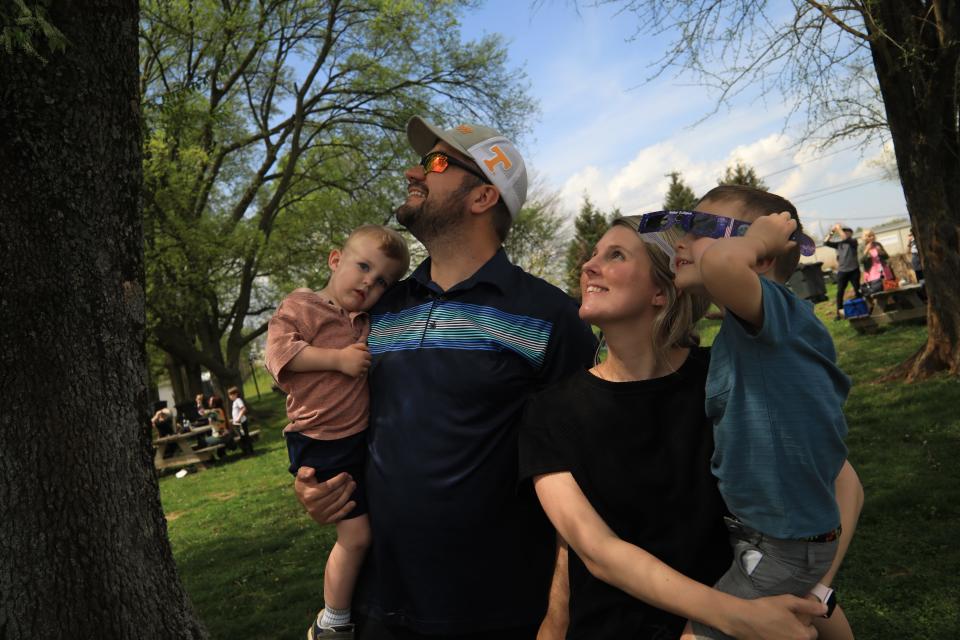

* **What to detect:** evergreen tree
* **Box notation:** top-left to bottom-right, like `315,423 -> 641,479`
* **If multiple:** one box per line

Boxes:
564,197 -> 611,299
663,171 -> 698,209
504,178 -> 566,286
718,161 -> 768,190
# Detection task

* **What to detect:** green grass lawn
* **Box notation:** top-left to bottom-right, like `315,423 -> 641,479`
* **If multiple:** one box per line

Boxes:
161,287 -> 960,639
161,375 -> 338,639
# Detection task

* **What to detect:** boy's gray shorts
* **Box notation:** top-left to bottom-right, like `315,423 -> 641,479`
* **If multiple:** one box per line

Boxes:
689,517 -> 838,639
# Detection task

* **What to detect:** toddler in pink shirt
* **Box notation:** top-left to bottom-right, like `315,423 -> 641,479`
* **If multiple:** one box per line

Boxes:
266,225 -> 409,638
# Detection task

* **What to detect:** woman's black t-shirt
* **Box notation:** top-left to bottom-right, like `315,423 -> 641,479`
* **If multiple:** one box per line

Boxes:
519,347 -> 730,639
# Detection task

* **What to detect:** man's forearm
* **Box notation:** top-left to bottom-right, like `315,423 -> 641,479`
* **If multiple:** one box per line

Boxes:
539,539 -> 570,640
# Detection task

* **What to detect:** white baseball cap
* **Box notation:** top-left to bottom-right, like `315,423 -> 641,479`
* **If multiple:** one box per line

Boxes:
406,116 -> 528,218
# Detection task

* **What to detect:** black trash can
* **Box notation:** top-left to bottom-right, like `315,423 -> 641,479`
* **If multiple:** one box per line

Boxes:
786,261 -> 827,303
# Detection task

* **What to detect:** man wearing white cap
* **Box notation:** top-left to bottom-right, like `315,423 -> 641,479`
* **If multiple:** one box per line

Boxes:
295,117 -> 596,639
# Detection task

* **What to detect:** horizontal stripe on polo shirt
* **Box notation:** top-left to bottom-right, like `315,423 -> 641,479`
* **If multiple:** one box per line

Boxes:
369,300 -> 553,369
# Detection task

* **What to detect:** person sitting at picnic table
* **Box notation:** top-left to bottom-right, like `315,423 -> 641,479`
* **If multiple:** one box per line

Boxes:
150,403 -> 175,437
191,392 -> 209,425
860,229 -> 893,295
201,395 -> 236,450
151,403 -> 179,458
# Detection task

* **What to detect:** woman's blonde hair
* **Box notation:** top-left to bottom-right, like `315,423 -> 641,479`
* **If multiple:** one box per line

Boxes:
613,217 -> 711,368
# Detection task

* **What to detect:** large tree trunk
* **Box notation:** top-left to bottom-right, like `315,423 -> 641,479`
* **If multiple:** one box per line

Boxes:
0,2 -> 206,637
164,352 -> 206,407
155,321 -> 244,402
868,2 -> 960,379
166,352 -> 191,407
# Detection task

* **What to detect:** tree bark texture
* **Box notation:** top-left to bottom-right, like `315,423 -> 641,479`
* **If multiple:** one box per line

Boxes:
0,2 -> 206,638
866,1 -> 960,379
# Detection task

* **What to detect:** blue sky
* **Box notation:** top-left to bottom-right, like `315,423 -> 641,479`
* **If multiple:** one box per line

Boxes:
466,1 -> 908,237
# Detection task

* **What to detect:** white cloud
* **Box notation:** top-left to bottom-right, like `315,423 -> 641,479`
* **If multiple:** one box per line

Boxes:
470,1 -> 908,231
548,114 -> 906,231
726,134 -> 791,171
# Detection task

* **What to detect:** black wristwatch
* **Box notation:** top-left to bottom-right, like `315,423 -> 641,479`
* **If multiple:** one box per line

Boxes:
810,583 -> 837,618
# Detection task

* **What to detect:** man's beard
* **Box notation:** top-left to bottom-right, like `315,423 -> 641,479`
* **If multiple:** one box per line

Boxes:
395,184 -> 470,244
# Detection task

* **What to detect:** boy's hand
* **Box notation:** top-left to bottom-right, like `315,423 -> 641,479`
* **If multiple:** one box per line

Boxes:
745,212 -> 798,258
338,342 -> 371,377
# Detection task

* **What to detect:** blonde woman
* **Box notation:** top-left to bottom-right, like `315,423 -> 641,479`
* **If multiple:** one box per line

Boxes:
521,217 -> 836,639
860,229 -> 892,294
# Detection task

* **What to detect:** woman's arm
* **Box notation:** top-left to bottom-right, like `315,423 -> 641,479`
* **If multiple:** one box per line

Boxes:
534,472 -> 823,640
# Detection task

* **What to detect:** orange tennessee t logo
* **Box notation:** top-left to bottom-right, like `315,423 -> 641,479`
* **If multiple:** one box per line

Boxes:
482,145 -> 512,174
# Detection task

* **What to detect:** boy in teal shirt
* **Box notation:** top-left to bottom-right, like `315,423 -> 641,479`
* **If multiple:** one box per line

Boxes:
639,186 -> 852,639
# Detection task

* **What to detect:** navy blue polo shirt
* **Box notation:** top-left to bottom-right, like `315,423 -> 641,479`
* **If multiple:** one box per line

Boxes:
357,248 -> 597,635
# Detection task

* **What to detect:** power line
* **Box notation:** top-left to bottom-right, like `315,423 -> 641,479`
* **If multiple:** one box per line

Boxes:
792,174 -> 888,203
801,212 -> 907,221
791,172 -> 888,199
759,142 -> 867,180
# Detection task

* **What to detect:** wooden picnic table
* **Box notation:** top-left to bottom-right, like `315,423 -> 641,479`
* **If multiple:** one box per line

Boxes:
153,424 -> 263,473
849,283 -> 927,334
153,425 -> 219,472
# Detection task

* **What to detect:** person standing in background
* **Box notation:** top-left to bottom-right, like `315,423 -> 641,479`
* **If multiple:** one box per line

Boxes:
823,224 -> 860,320
908,230 -> 923,282
859,230 -> 892,295
227,386 -> 254,455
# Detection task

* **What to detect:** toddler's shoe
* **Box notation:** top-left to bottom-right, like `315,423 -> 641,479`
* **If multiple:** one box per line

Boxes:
307,610 -> 354,640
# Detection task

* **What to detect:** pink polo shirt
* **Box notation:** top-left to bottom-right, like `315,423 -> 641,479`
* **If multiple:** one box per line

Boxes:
265,290 -> 369,440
